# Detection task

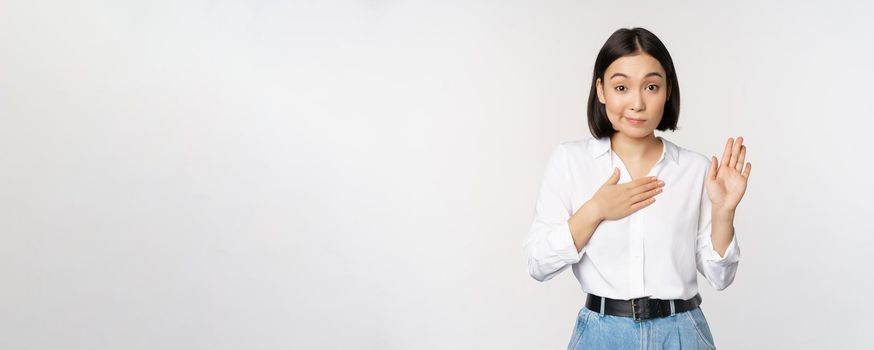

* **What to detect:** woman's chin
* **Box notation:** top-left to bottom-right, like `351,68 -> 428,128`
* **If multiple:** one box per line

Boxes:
617,128 -> 654,139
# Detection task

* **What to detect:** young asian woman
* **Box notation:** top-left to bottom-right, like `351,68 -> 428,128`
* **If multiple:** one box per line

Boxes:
523,27 -> 752,350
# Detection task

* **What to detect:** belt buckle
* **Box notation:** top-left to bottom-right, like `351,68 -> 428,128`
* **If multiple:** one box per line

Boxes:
631,297 -> 649,322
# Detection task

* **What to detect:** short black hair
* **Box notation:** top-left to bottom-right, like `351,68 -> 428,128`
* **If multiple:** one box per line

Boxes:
587,27 -> 681,139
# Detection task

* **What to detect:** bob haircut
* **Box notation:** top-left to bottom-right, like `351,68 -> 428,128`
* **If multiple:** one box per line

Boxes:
587,27 -> 681,139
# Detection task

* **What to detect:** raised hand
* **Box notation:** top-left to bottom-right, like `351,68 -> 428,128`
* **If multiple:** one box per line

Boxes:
706,137 -> 752,212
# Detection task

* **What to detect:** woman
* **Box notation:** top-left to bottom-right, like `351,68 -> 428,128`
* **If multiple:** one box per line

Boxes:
523,27 -> 751,349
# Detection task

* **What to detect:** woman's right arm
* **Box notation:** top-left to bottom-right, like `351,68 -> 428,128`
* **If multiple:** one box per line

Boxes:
523,144 -> 583,282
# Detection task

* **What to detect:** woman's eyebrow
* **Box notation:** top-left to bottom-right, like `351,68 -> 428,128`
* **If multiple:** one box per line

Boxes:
609,72 -> 664,80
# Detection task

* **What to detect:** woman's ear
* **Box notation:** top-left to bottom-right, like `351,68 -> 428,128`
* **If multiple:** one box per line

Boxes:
596,78 -> 606,104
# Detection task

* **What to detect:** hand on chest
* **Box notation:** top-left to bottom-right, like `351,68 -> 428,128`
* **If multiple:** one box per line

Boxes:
569,156 -> 702,241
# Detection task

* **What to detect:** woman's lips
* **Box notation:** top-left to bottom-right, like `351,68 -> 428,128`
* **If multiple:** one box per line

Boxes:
626,117 -> 646,125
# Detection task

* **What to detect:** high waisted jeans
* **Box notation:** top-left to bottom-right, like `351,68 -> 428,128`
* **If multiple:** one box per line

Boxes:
567,305 -> 717,350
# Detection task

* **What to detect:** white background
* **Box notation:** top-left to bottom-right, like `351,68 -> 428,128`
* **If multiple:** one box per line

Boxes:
2,0 -> 873,349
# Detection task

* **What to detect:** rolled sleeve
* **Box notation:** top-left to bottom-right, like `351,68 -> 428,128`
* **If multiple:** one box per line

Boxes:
523,144 -> 585,282
546,221 -> 586,264
704,231 -> 740,266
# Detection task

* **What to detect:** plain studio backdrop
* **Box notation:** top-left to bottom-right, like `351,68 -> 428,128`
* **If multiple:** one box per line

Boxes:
2,0 -> 873,349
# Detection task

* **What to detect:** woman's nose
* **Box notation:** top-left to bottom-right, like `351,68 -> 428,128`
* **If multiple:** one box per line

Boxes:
629,92 -> 645,111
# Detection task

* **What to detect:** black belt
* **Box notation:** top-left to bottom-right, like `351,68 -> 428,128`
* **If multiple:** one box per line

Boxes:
585,293 -> 702,322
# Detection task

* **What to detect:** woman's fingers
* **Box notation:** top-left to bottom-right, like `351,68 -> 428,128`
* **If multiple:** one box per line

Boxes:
630,185 -> 662,204
720,137 -> 733,169
729,137 -> 743,169
629,178 -> 663,195
626,176 -> 657,187
621,176 -> 657,192
628,196 -> 656,213
735,145 -> 746,172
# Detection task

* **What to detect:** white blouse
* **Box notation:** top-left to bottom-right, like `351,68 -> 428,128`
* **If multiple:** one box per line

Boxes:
523,136 -> 740,300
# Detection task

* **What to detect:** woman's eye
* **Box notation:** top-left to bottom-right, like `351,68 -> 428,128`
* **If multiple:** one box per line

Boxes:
614,86 -> 625,92
647,84 -> 659,91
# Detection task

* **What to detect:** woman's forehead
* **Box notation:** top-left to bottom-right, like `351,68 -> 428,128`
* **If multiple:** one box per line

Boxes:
605,54 -> 666,79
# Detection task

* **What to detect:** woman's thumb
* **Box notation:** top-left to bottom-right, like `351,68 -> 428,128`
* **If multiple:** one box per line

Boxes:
605,167 -> 620,184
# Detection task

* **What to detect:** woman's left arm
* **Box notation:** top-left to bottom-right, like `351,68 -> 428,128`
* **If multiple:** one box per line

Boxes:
705,136 -> 753,257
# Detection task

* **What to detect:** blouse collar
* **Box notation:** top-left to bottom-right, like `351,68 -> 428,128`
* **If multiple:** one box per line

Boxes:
589,135 -> 679,165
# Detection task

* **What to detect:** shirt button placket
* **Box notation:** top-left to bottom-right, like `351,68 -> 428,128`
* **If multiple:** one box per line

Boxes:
629,211 -> 645,297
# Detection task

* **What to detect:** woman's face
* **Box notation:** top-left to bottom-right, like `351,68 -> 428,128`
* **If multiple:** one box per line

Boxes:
596,53 -> 670,139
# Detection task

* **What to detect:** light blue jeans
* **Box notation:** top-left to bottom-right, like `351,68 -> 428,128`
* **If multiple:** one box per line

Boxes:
567,305 -> 717,350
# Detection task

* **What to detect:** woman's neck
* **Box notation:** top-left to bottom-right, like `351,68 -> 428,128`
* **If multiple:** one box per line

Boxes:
610,132 -> 662,162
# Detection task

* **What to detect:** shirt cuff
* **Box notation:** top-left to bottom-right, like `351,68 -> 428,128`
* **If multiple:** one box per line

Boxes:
546,221 -> 585,264
705,233 -> 740,266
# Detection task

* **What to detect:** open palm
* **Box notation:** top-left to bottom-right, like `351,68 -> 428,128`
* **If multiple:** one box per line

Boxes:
705,137 -> 752,212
